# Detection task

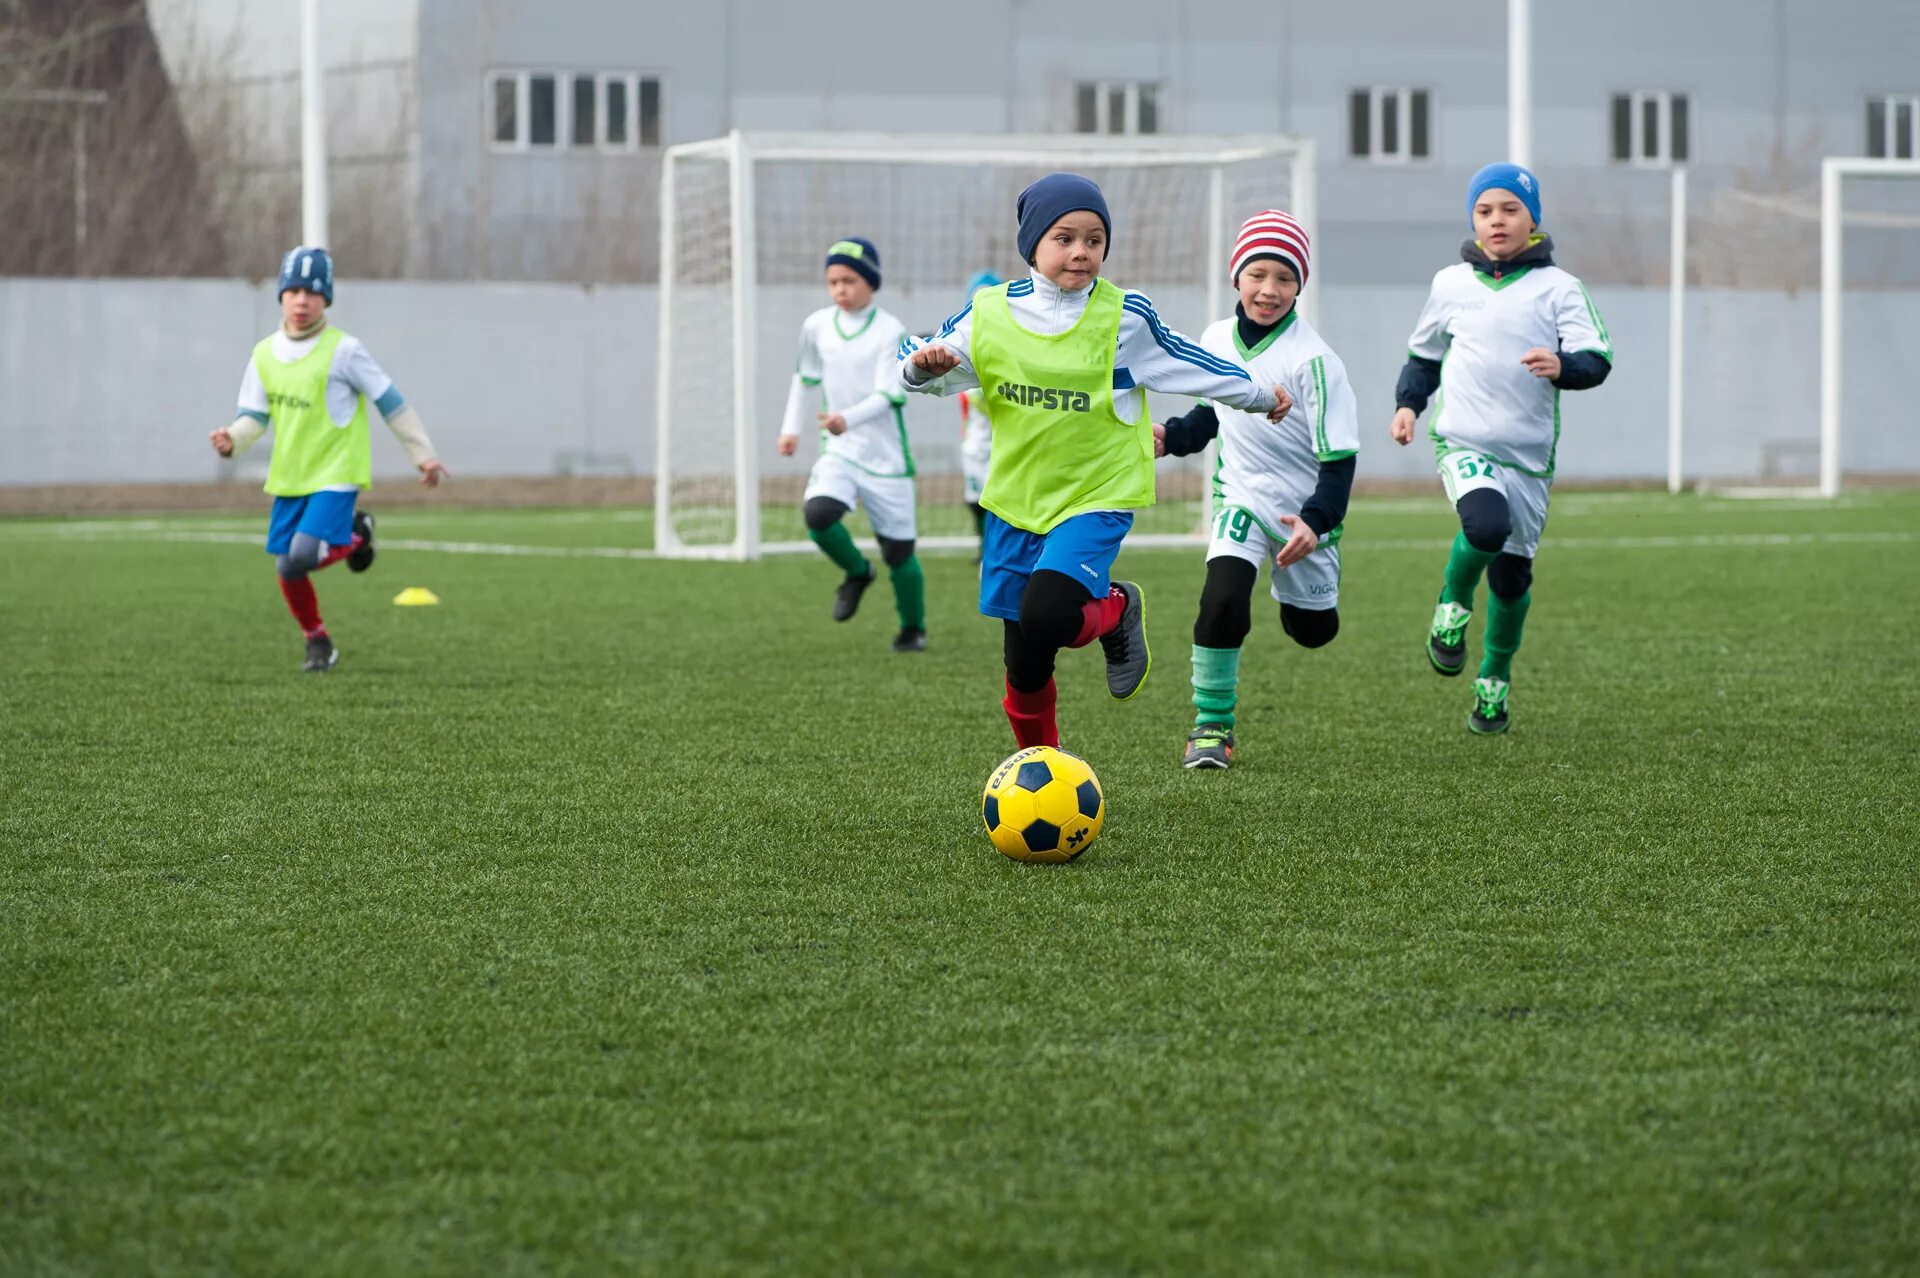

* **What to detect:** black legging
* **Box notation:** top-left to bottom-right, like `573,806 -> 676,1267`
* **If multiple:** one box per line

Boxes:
1193,556 -> 1339,650
1002,568 -> 1093,692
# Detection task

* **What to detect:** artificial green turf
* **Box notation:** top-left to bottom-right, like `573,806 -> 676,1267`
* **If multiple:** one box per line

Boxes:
3,491 -> 1917,1275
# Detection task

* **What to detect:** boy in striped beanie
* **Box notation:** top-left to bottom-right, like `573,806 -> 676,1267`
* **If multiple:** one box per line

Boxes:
1157,210 -> 1361,769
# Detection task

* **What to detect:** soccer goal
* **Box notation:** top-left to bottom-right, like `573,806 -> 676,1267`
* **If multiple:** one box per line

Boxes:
654,130 -> 1316,559
1664,156 -> 1920,497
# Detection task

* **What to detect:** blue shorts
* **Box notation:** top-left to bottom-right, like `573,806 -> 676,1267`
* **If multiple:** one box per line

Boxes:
266,491 -> 358,554
979,510 -> 1133,620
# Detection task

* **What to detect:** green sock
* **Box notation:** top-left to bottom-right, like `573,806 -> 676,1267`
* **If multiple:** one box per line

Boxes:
1441,531 -> 1498,610
808,521 -> 870,578
890,555 -> 925,630
1191,644 -> 1242,729
1480,590 -> 1530,679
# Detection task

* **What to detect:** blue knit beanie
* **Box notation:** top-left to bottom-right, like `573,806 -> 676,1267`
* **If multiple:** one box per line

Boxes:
1016,173 -> 1111,264
826,237 -> 881,291
1466,163 -> 1542,228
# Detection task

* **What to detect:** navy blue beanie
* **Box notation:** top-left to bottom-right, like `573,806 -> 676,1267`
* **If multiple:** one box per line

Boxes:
826,237 -> 881,291
1016,173 -> 1111,264
1466,162 -> 1542,228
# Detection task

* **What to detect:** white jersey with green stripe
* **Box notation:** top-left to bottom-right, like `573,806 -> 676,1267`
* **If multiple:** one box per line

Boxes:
782,303 -> 912,478
1407,261 -> 1611,477
1199,310 -> 1359,528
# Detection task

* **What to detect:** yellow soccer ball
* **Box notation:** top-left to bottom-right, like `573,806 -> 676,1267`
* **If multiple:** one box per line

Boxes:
981,746 -> 1105,864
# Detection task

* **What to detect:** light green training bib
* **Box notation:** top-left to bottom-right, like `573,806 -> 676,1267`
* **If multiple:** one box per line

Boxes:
970,278 -> 1152,534
255,327 -> 371,496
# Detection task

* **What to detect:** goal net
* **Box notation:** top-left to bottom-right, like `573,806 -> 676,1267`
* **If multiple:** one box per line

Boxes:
1652,157 -> 1920,496
655,131 -> 1316,558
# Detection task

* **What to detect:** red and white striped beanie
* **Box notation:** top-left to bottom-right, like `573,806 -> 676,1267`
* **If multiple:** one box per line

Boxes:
1230,210 -> 1310,288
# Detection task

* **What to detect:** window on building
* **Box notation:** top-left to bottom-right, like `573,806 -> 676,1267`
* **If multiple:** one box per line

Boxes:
488,70 -> 662,152
1867,94 -> 1918,159
527,73 -> 557,147
1073,81 -> 1160,135
1349,87 -> 1430,162
1611,90 -> 1690,165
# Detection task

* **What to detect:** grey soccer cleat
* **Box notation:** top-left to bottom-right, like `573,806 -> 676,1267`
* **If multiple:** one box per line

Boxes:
1468,676 -> 1510,735
891,627 -> 927,653
303,634 -> 339,673
832,568 -> 876,622
1427,601 -> 1471,676
1182,723 -> 1234,770
347,510 -> 376,572
1098,581 -> 1150,700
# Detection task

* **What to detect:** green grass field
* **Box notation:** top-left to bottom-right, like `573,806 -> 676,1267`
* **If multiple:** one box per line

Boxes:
4,490 -> 1917,1275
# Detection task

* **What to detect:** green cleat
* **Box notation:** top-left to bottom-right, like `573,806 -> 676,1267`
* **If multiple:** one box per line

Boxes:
1182,724 -> 1234,770
1468,676 -> 1510,734
1427,601 -> 1471,676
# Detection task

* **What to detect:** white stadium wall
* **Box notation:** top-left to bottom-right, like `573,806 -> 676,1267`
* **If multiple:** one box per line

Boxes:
2,277 -> 1917,490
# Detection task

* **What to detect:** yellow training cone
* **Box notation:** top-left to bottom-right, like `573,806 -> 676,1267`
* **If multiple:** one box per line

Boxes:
393,587 -> 440,606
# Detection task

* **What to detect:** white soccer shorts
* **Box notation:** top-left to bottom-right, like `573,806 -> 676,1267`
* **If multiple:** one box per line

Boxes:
1436,448 -> 1550,559
804,456 -> 918,541
1206,503 -> 1341,611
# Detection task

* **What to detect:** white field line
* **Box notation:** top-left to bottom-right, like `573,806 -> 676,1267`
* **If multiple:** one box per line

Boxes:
21,526 -> 1919,560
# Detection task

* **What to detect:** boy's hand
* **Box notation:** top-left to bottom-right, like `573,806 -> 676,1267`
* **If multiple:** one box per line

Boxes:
1152,422 -> 1168,458
1390,407 -> 1416,445
818,412 -> 848,436
1264,384 -> 1293,423
209,427 -> 234,457
418,459 -> 447,487
777,435 -> 798,456
909,344 -> 960,377
1521,347 -> 1561,380
1274,514 -> 1319,568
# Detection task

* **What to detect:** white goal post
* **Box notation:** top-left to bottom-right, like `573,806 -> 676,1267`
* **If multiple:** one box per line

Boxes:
1667,156 -> 1920,498
654,130 -> 1317,559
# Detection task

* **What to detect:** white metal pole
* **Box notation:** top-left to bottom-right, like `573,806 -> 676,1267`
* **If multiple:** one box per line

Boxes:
1205,165 -> 1225,334
73,111 -> 87,253
729,131 -> 760,558
300,0 -> 329,246
1818,158 -> 1841,498
1666,165 -> 1687,494
654,149 -> 679,552
1294,139 -> 1319,329
1508,0 -> 1532,167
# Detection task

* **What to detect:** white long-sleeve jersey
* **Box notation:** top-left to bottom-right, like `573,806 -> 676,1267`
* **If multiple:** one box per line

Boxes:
897,270 -> 1279,418
779,303 -> 912,478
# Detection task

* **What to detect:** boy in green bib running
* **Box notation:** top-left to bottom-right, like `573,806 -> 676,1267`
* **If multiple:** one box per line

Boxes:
899,174 -> 1291,748
209,246 -> 447,672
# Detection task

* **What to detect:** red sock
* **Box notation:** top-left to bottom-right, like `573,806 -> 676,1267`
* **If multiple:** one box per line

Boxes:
1068,587 -> 1126,648
315,537 -> 360,571
279,577 -> 325,638
1002,677 -> 1059,749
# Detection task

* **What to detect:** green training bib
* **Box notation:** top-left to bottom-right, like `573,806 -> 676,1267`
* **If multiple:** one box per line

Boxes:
970,279 -> 1151,534
255,327 -> 371,496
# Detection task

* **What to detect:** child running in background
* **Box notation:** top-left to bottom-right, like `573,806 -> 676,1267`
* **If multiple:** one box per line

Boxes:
899,173 -> 1291,748
208,246 -> 446,673
1157,211 -> 1359,769
777,238 -> 926,652
1390,163 -> 1613,733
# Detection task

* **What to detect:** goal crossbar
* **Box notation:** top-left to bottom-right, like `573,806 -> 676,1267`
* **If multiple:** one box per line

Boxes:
655,129 -> 1316,559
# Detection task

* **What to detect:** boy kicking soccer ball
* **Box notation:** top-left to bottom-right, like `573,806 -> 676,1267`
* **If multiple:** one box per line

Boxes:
1390,164 -> 1612,732
1157,211 -> 1358,769
899,173 -> 1291,748
777,238 -> 926,652
208,246 -> 446,673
